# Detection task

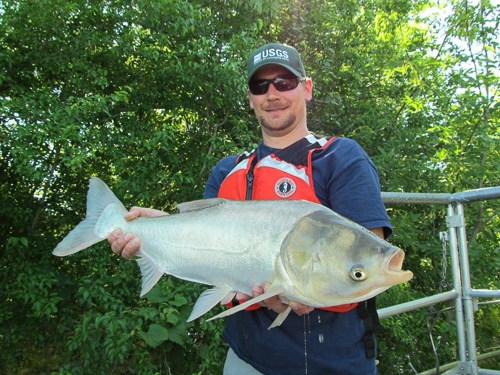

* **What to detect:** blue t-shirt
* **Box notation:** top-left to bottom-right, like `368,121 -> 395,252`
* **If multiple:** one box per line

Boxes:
204,137 -> 390,375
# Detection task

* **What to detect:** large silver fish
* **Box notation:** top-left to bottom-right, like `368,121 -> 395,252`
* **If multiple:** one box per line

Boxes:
53,177 -> 412,327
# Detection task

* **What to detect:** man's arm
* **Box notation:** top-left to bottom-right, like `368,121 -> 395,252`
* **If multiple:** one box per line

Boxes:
370,227 -> 385,239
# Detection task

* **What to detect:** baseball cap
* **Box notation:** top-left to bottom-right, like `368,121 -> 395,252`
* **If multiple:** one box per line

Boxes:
247,42 -> 306,82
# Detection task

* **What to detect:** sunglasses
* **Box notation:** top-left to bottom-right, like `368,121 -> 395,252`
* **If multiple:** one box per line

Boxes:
248,76 -> 305,95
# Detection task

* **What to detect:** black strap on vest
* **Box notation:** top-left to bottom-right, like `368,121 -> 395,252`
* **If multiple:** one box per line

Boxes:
245,155 -> 259,200
357,297 -> 383,358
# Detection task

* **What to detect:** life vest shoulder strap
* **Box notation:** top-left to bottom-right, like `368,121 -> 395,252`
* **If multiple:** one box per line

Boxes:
357,297 -> 383,358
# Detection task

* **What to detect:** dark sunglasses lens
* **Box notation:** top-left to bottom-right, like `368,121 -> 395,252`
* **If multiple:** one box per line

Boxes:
274,77 -> 299,91
249,77 -> 300,95
249,80 -> 270,95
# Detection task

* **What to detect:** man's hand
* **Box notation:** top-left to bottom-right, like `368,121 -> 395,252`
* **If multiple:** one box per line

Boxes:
252,285 -> 314,316
107,206 -> 167,258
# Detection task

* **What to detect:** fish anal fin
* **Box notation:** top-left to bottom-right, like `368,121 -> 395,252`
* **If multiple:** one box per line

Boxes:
187,287 -> 233,322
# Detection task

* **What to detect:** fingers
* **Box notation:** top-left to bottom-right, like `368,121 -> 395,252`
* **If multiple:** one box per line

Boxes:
235,292 -> 252,301
125,206 -> 167,221
251,284 -> 314,315
289,301 -> 314,316
107,228 -> 122,248
108,229 -> 141,258
124,209 -> 142,221
251,286 -> 265,296
252,286 -> 289,313
121,234 -> 141,258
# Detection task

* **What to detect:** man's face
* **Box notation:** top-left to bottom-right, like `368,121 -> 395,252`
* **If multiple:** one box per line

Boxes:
248,65 -> 312,137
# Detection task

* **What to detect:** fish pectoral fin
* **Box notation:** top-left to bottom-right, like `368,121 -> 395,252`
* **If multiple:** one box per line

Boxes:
268,306 -> 292,330
187,287 -> 233,322
206,285 -> 285,322
136,251 -> 164,297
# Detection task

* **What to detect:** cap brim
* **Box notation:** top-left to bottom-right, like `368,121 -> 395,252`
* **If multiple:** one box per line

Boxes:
248,63 -> 304,82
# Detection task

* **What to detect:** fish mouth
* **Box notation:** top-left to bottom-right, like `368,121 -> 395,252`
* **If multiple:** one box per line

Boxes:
386,249 -> 413,283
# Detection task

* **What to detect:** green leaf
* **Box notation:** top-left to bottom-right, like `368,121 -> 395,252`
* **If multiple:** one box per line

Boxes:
165,324 -> 186,346
139,324 -> 169,348
144,286 -> 170,303
171,294 -> 189,307
20,237 -> 29,247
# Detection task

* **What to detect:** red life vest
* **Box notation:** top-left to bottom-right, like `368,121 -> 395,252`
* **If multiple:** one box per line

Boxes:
218,134 -> 358,313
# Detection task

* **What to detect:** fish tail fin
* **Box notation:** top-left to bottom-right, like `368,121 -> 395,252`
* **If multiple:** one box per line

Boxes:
52,177 -> 127,256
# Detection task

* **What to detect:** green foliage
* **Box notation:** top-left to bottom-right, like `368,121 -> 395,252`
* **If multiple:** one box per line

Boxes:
1,0 -> 498,373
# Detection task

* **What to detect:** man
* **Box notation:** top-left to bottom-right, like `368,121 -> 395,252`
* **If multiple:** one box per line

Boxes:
110,42 -> 391,374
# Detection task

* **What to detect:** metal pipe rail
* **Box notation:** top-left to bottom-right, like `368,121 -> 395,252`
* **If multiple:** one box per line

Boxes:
378,290 -> 459,319
378,186 -> 500,375
381,186 -> 500,204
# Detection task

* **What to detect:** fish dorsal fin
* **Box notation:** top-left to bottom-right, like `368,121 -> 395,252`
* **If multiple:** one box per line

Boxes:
206,285 -> 285,322
176,198 -> 227,213
187,287 -> 233,322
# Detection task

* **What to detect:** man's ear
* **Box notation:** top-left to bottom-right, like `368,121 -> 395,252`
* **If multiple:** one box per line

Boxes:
305,78 -> 313,102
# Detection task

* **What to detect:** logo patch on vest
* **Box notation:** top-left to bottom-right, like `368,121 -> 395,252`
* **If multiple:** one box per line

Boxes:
274,178 -> 296,198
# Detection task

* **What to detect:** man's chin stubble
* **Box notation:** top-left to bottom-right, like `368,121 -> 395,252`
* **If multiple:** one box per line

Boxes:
258,114 -> 296,133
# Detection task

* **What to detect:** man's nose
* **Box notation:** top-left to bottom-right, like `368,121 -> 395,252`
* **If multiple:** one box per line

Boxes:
265,82 -> 281,98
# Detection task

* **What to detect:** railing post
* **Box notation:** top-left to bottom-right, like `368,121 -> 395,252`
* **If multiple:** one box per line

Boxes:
446,204 -> 467,363
456,203 -> 479,374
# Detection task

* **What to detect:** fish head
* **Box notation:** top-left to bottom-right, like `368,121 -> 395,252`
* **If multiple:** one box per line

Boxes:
280,210 -> 413,306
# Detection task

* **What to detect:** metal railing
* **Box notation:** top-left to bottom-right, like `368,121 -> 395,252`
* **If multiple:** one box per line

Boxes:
378,186 -> 500,375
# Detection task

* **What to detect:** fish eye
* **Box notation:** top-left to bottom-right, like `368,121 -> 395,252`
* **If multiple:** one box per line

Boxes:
350,267 -> 367,281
